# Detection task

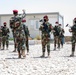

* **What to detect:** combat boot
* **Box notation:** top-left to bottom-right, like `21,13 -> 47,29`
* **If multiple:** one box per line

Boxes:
21,50 -> 26,58
70,51 -> 74,57
18,51 -> 21,58
47,52 -> 51,58
40,52 -> 45,57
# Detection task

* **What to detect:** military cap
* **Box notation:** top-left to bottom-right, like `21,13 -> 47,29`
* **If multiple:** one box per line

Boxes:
22,19 -> 26,22
13,10 -> 18,13
55,21 -> 59,24
3,22 -> 7,25
43,15 -> 48,19
74,17 -> 76,21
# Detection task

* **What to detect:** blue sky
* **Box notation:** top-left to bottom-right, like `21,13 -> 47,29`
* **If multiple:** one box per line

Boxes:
0,0 -> 76,35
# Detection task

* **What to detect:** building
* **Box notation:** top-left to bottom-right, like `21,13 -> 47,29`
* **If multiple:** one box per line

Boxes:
0,12 -> 64,39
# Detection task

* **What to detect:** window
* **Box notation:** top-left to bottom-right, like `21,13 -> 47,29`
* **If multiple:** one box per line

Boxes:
30,19 -> 39,30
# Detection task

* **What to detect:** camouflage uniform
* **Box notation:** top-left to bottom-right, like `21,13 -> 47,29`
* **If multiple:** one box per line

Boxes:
53,22 -> 61,50
10,10 -> 26,58
59,28 -> 65,48
69,18 -> 76,57
1,22 -> 10,50
0,26 -> 2,49
22,19 -> 30,54
16,21 -> 26,58
10,10 -> 26,52
39,15 -> 52,57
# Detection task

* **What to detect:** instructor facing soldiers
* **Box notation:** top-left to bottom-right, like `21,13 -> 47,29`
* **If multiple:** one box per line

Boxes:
10,9 -> 26,58
39,15 -> 53,57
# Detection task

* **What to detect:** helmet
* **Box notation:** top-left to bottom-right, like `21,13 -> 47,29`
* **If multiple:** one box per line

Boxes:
3,22 -> 7,25
55,21 -> 59,24
22,19 -> 26,22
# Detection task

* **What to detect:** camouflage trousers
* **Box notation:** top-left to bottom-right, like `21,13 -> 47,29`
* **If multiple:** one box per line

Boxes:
2,36 -> 9,49
41,35 -> 50,53
25,36 -> 29,52
54,36 -> 61,49
71,35 -> 76,52
0,37 -> 2,49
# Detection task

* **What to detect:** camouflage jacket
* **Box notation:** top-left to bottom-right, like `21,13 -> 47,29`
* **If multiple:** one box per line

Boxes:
71,24 -> 76,35
2,26 -> 10,36
39,22 -> 52,35
23,24 -> 30,37
53,26 -> 61,36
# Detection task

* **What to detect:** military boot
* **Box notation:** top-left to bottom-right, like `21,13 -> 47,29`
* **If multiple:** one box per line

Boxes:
40,52 -> 45,57
18,51 -> 21,58
47,52 -> 51,58
70,51 -> 74,57
21,50 -> 26,58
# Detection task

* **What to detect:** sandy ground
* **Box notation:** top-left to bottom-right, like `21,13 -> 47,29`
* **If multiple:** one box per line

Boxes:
0,42 -> 76,75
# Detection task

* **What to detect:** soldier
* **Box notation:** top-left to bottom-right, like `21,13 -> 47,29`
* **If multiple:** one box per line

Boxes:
1,22 -> 10,50
0,26 -> 2,49
10,9 -> 26,58
53,22 -> 61,50
59,28 -> 65,48
69,18 -> 76,57
22,19 -> 30,54
10,9 -> 26,52
10,10 -> 18,52
39,15 -> 53,57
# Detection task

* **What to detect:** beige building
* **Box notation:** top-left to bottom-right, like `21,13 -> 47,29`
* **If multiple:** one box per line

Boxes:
0,12 -> 64,39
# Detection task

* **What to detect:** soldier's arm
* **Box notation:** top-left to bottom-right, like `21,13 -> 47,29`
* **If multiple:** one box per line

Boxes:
19,10 -> 26,19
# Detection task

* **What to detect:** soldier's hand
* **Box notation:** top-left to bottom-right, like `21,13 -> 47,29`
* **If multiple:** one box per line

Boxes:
0,30 -> 2,32
40,25 -> 44,28
22,9 -> 25,13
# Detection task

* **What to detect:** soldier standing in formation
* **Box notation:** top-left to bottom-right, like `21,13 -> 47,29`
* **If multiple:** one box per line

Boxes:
21,19 -> 30,54
59,27 -> 65,48
0,26 -> 3,49
1,22 -> 10,50
10,9 -> 26,58
69,18 -> 76,57
39,15 -> 53,57
53,22 -> 62,50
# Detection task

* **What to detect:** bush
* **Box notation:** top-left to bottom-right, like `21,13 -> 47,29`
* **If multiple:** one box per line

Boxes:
34,35 -> 41,40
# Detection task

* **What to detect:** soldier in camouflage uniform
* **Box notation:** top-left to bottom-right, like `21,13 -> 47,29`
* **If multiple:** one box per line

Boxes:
22,19 -> 30,54
0,26 -> 3,49
53,22 -> 61,50
39,15 -> 53,57
69,18 -> 76,57
10,9 -> 26,58
10,10 -> 26,52
1,22 -> 10,50
59,27 -> 65,48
